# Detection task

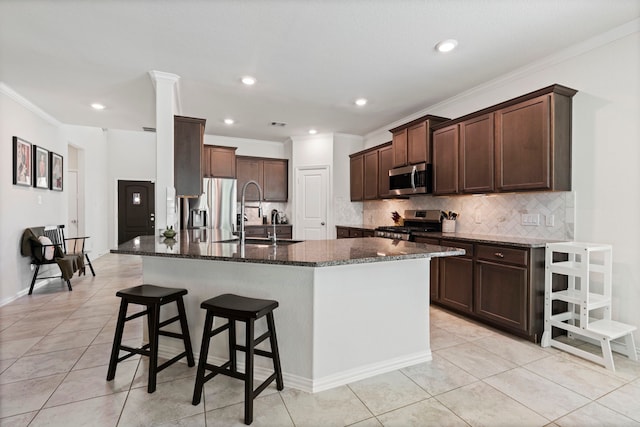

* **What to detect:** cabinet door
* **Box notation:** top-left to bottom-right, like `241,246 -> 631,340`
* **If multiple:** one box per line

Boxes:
263,159 -> 288,201
432,125 -> 459,195
244,225 -> 267,238
407,121 -> 428,165
202,146 -> 212,178
350,155 -> 364,201
236,157 -> 263,201
460,113 -> 494,193
392,129 -> 408,167
439,256 -> 473,313
363,150 -> 379,200
277,226 -> 292,239
414,236 -> 440,302
378,145 -> 393,198
336,226 -> 350,239
495,95 -> 550,191
210,146 -> 237,178
174,116 -> 205,197
475,260 -> 528,332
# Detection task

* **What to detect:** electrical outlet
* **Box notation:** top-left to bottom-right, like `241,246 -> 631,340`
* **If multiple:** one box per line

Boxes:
521,213 -> 540,226
545,214 -> 555,227
474,211 -> 482,224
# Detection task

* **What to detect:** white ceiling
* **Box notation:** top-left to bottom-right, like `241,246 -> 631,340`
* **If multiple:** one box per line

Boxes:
1,0 -> 639,142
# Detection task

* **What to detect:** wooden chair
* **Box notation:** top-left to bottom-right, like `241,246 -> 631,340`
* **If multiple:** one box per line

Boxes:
54,225 -> 96,277
20,225 -> 95,295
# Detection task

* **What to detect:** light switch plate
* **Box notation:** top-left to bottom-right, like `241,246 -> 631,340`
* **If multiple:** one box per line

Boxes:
521,213 -> 540,226
545,214 -> 555,227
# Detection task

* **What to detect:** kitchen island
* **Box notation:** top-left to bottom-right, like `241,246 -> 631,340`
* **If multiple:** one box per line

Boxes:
111,232 -> 463,392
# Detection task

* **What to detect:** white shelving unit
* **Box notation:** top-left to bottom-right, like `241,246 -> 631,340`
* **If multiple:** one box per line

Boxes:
541,242 -> 637,371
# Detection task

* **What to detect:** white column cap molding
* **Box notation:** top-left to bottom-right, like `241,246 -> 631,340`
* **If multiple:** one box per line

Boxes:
148,70 -> 182,114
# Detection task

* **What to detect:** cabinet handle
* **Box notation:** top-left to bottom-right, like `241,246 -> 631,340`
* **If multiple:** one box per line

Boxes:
494,252 -> 505,258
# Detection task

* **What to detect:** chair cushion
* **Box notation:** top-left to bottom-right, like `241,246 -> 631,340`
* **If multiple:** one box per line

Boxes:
38,236 -> 55,260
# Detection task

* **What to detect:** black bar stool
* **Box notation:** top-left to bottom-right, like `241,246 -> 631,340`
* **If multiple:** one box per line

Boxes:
192,293 -> 284,425
106,284 -> 195,393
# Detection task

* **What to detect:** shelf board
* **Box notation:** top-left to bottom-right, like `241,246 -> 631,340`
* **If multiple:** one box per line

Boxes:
550,289 -> 611,308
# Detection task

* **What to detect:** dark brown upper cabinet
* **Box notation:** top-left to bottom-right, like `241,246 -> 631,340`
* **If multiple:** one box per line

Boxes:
203,145 -> 237,178
432,125 -> 459,195
349,154 -> 364,201
363,150 -> 379,200
174,115 -> 205,197
237,156 -> 288,202
390,115 -> 449,168
350,142 -> 392,201
495,87 -> 575,192
377,144 -> 393,198
263,159 -> 288,201
459,113 -> 494,193
431,84 -> 576,196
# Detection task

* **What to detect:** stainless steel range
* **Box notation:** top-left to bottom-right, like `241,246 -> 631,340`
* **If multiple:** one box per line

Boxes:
375,210 -> 442,241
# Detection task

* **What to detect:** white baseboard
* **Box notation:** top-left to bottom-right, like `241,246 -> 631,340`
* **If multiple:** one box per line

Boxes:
158,346 -> 431,393
0,278 -> 57,307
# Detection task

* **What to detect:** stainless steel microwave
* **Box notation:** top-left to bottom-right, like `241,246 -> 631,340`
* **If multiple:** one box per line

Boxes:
389,163 -> 432,196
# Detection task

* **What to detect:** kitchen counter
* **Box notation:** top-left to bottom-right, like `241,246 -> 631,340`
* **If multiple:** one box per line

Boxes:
411,231 -> 567,248
111,230 -> 463,267
112,232 -> 463,394
335,224 -> 378,231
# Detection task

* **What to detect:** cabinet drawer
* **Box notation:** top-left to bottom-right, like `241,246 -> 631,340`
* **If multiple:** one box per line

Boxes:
477,244 -> 528,266
336,227 -> 349,239
441,240 -> 474,258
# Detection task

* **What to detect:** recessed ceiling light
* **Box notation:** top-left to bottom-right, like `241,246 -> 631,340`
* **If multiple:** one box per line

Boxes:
308,129 -> 318,135
224,118 -> 235,125
355,98 -> 368,107
435,39 -> 458,53
91,103 -> 105,110
241,76 -> 256,86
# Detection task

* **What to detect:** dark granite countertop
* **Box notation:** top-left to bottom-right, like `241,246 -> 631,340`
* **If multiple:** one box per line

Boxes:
110,230 -> 464,267
411,231 -> 567,248
336,224 -> 378,231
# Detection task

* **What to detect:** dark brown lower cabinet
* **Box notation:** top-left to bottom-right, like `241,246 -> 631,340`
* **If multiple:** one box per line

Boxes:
413,237 -> 440,302
439,249 -> 474,313
475,260 -> 528,332
415,236 -> 546,342
336,226 -> 375,238
244,225 -> 292,239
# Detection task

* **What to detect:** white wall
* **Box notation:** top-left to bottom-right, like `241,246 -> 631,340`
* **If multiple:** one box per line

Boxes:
0,85 -> 64,302
61,125 -> 109,258
365,25 -> 640,333
106,129 -> 157,247
333,133 -> 365,227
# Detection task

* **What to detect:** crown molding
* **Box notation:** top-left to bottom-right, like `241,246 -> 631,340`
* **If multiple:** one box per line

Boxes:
364,18 -> 640,141
0,82 -> 61,127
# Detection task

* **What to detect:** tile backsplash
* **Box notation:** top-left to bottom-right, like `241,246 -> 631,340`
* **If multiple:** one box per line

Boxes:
363,192 -> 575,240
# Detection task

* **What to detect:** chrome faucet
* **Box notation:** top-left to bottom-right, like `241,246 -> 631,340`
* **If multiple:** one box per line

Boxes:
269,211 -> 280,244
240,180 -> 263,245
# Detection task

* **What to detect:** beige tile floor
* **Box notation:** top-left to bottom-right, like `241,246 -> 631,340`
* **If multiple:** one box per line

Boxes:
1,253 -> 640,426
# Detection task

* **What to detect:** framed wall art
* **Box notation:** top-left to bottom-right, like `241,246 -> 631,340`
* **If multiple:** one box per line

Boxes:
12,136 -> 32,186
33,145 -> 50,189
50,152 -> 63,191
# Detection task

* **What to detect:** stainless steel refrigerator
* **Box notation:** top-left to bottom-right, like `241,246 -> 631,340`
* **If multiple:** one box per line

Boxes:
183,178 -> 237,232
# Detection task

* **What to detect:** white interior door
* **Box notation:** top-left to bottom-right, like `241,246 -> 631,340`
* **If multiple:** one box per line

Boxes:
68,170 -> 79,237
295,167 -> 329,240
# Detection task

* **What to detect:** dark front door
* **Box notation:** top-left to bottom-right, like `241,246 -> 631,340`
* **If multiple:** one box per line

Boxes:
118,180 -> 155,244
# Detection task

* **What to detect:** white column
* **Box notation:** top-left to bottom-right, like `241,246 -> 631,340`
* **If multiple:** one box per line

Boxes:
148,71 -> 180,233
